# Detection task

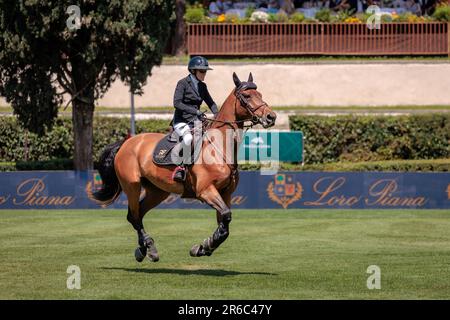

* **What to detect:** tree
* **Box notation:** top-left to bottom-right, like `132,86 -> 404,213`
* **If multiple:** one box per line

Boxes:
0,0 -> 174,170
171,0 -> 186,56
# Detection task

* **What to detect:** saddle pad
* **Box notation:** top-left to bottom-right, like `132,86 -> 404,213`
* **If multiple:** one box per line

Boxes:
152,131 -> 180,165
152,130 -> 203,166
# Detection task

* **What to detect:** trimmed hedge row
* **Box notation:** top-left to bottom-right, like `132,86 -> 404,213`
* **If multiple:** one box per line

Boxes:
1,115 -> 449,171
239,159 -> 450,172
0,159 -> 74,171
0,117 -> 170,163
289,114 -> 450,164
3,159 -> 449,172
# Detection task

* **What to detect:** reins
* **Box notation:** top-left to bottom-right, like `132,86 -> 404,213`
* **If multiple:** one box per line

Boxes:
203,87 -> 267,130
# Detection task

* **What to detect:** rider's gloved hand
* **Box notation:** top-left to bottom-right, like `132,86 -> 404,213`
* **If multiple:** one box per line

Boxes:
197,110 -> 207,121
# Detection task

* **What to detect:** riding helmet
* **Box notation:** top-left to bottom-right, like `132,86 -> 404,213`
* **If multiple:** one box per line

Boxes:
188,56 -> 213,73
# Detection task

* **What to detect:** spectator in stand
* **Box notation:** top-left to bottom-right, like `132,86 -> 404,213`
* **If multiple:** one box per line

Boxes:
318,0 -> 332,8
330,0 -> 350,11
294,0 -> 308,9
223,1 -> 234,11
280,0 -> 296,14
361,0 -> 375,11
258,0 -> 269,8
422,0 -> 437,15
392,0 -> 406,9
209,0 -> 225,16
347,0 -> 358,12
293,0 -> 306,8
407,0 -> 422,15
268,0 -> 280,13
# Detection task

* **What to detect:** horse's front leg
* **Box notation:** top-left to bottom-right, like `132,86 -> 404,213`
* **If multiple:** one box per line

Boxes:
190,185 -> 232,257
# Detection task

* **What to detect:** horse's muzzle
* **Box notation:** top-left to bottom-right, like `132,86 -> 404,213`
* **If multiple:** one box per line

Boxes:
261,113 -> 277,128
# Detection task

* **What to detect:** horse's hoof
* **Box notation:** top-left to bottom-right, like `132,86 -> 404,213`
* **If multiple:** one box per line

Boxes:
147,252 -> 159,262
190,244 -> 204,257
147,246 -> 159,262
135,247 -> 146,263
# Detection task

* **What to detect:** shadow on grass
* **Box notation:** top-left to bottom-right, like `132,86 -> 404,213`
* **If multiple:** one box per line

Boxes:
101,267 -> 277,277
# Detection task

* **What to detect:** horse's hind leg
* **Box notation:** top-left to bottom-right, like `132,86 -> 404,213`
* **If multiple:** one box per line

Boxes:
127,181 -> 169,263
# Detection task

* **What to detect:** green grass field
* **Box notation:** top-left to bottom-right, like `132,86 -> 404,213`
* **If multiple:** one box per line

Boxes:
0,209 -> 449,299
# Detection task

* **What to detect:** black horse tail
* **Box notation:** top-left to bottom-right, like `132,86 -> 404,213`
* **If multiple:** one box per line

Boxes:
87,139 -> 127,207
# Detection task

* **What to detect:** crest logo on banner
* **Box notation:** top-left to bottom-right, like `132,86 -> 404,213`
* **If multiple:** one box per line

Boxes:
267,174 -> 302,209
85,172 -> 103,196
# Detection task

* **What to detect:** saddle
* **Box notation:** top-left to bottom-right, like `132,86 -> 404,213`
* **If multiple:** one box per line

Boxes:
152,127 -> 203,166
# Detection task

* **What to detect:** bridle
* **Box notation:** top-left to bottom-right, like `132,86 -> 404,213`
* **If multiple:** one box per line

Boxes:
205,82 -> 268,129
235,87 -> 269,125
200,82 -> 269,179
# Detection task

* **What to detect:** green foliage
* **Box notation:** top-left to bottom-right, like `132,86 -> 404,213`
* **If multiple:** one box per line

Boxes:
0,67 -> 61,135
380,14 -> 394,23
268,11 -> 290,23
225,13 -> 240,23
184,4 -> 206,23
268,13 -> 277,23
301,159 -> 450,172
333,9 -> 355,22
239,159 -> 450,172
0,0 -> 174,166
315,8 -> 332,22
274,11 -> 289,23
289,12 -> 305,23
0,117 -> 73,162
0,158 -> 73,171
433,4 -> 450,21
0,116 -> 170,165
289,114 -> 450,164
245,4 -> 256,18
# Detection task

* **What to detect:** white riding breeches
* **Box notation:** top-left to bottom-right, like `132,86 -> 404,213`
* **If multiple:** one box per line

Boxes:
174,122 -> 193,147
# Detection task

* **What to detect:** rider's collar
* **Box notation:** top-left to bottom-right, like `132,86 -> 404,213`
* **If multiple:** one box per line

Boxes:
189,73 -> 200,84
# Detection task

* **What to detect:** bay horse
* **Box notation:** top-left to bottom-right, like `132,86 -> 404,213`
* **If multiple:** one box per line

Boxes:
88,72 -> 276,262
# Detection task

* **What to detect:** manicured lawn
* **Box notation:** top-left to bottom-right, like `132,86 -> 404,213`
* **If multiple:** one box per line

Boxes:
0,209 -> 449,299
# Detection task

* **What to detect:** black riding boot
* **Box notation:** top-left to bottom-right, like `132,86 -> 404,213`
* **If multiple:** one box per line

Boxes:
171,142 -> 188,182
173,165 -> 186,182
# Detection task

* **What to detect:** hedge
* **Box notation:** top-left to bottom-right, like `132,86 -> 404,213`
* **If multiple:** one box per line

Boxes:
239,159 -> 450,172
289,114 -> 450,164
3,159 -> 449,172
0,117 -> 170,163
1,114 -> 449,171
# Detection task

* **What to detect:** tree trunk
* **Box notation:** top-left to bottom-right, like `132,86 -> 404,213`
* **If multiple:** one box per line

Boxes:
72,94 -> 95,171
172,0 -> 187,56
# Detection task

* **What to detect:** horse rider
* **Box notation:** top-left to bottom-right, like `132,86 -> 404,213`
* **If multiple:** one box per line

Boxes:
171,56 -> 219,182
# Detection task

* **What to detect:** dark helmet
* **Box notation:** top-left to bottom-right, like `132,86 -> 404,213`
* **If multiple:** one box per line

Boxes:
188,56 -> 213,73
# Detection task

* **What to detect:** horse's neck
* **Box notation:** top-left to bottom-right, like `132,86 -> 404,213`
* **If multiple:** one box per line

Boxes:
209,93 -> 243,131
204,93 -> 242,167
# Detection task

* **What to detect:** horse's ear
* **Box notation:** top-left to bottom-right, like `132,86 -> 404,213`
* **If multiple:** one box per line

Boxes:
248,72 -> 253,82
233,72 -> 241,87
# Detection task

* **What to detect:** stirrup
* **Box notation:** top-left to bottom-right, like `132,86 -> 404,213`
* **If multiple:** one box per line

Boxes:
172,166 -> 186,182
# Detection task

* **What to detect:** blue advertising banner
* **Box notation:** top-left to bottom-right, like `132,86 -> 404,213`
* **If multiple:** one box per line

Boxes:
0,171 -> 449,210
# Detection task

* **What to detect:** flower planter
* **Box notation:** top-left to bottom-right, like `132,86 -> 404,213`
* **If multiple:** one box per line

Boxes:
187,22 -> 449,56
